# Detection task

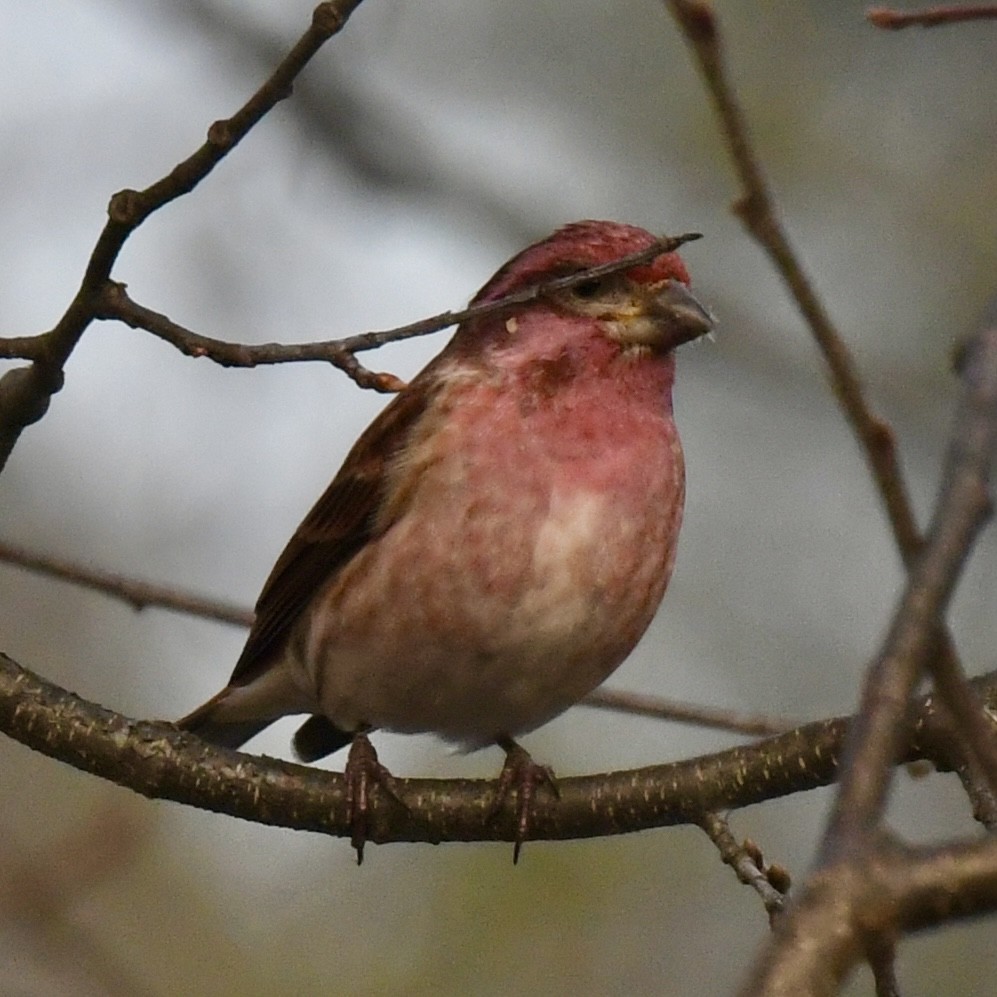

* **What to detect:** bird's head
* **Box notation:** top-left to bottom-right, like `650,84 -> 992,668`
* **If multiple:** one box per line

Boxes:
465,220 -> 714,360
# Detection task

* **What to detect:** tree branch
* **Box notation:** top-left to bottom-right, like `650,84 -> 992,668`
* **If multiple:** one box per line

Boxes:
745,307 -> 997,994
91,233 -> 702,392
665,0 -> 997,805
0,539 -> 252,627
699,812 -> 789,919
868,4 -> 997,29
581,687 -> 793,737
2,652 -> 994,853
0,0 -> 365,470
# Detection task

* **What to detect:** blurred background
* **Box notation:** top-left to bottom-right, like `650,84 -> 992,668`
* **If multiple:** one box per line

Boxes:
2,1 -> 996,993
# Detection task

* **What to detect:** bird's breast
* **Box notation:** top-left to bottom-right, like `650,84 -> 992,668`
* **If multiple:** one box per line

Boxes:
296,366 -> 686,746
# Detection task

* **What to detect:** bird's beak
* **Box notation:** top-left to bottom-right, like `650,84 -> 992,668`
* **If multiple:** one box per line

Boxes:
650,280 -> 715,349
613,279 -> 715,352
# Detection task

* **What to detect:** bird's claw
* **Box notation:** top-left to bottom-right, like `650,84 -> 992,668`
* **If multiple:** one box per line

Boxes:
490,738 -> 559,864
344,733 -> 405,864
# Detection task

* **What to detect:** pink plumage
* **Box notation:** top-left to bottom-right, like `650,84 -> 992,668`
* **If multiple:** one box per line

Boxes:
178,221 -> 713,852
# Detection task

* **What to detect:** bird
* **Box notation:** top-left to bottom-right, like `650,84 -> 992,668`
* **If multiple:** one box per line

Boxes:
178,220 -> 713,860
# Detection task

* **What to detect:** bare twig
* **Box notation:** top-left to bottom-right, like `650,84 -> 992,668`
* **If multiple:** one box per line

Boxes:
0,334 -> 47,361
582,687 -> 793,737
92,233 -> 702,391
0,0 -> 366,469
699,812 -> 788,919
917,698 -> 997,829
665,0 -> 920,567
868,4 -> 997,29
0,539 -> 252,627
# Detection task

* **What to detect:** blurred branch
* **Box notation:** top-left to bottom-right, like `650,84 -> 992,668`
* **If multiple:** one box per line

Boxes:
820,318 -> 997,858
666,0 -> 997,801
665,0 -> 921,565
746,307 -> 997,993
0,0 -> 365,471
868,4 -> 997,29
2,651 -> 995,852
866,939 -> 901,997
0,533 -> 792,739
744,834 -> 997,996
0,538 -> 252,627
94,232 -> 702,392
582,686 -> 793,737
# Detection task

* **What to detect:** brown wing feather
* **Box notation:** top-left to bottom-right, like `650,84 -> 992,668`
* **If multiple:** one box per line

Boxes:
227,375 -> 436,687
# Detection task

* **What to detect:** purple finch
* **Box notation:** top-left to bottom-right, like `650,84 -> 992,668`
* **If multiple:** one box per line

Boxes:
179,220 -> 713,857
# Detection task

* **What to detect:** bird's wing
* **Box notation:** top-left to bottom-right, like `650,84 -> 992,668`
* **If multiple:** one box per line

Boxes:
227,375 -> 436,687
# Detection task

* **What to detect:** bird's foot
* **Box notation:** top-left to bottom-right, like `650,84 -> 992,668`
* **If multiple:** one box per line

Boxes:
490,736 -> 559,864
344,732 -> 404,864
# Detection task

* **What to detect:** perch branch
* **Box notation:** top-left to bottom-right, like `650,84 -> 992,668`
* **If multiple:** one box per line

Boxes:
2,651 -> 994,852
868,4 -> 997,29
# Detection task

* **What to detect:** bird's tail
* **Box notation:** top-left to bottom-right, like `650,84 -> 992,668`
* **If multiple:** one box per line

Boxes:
177,689 -> 354,762
176,690 -> 274,752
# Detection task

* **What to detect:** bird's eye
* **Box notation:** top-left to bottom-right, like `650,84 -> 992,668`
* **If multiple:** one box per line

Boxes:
571,278 -> 606,300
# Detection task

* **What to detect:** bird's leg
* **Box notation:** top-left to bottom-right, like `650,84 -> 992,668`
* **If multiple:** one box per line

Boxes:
344,731 -> 403,864
491,735 -> 560,864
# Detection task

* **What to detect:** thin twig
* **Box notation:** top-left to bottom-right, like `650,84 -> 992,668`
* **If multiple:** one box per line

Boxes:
0,539 -> 252,627
918,697 -> 997,830
582,687 -> 793,737
868,4 -> 997,29
699,812 -> 788,919
0,0 -> 366,469
665,0 -> 920,566
0,334 -> 47,361
92,234 -> 702,391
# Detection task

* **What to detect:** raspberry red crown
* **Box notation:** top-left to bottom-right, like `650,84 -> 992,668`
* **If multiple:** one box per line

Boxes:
471,220 -> 691,305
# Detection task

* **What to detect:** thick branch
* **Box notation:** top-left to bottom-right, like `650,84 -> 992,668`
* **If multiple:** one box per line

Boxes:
1,652 -> 994,851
